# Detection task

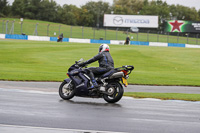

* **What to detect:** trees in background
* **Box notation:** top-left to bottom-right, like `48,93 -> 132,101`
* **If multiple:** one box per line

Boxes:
11,0 -> 57,21
113,0 -> 143,15
1,0 -> 200,27
140,0 -> 169,18
11,0 -> 25,17
169,5 -> 199,21
57,4 -> 80,25
80,1 -> 111,27
37,0 -> 57,22
0,0 -> 10,17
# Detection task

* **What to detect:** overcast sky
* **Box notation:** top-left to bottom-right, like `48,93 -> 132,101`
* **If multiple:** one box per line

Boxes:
7,0 -> 200,10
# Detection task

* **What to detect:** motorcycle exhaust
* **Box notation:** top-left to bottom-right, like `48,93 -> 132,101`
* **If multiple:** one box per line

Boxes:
109,72 -> 124,79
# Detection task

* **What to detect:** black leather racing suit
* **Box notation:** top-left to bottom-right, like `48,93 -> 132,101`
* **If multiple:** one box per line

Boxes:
83,51 -> 114,83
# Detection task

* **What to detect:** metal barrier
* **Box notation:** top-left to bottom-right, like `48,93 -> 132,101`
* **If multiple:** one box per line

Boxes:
0,19 -> 199,45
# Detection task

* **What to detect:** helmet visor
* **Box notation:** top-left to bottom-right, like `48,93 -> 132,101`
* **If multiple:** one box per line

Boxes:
99,45 -> 103,52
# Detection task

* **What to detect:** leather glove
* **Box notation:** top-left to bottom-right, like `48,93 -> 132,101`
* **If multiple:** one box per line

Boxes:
78,62 -> 87,67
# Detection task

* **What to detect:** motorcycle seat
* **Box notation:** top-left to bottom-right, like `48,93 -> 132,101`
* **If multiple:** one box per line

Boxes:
100,69 -> 118,79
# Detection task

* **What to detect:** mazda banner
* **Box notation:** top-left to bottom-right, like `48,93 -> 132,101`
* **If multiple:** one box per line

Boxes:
104,14 -> 158,28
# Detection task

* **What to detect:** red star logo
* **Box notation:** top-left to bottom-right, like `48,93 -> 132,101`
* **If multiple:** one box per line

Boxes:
169,20 -> 184,32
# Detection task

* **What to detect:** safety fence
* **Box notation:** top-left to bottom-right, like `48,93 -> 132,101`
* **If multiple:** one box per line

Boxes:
1,33 -> 200,49
0,19 -> 200,45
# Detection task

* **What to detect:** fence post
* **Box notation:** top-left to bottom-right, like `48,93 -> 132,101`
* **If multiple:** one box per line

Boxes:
59,25 -> 61,35
6,20 -> 9,34
34,23 -> 38,36
70,26 -> 72,38
9,20 -> 15,34
82,26 -> 84,39
93,28 -> 95,39
116,28 -> 118,40
105,28 -> 107,40
177,32 -> 179,43
157,31 -> 159,42
187,33 -> 189,44
137,32 -> 138,41
147,30 -> 150,42
126,29 -> 129,36
167,32 -> 169,43
21,22 -> 23,34
196,34 -> 199,45
47,24 -> 50,36
2,20 -> 5,33
13,20 -> 15,34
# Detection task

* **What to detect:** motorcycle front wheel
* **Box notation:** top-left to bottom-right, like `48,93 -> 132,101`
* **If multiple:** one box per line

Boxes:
103,81 -> 124,103
59,81 -> 75,100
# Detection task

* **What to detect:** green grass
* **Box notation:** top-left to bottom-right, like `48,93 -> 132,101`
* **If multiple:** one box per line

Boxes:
0,18 -> 200,45
124,92 -> 200,101
0,39 -> 200,86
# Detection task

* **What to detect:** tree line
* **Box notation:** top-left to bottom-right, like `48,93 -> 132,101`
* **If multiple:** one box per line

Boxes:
1,0 -> 200,28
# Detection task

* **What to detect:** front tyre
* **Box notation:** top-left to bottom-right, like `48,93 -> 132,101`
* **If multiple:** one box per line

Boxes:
59,81 -> 75,100
103,81 -> 124,103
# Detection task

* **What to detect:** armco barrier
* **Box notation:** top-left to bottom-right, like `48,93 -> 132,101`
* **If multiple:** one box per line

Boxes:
69,38 -> 89,43
168,43 -> 185,47
28,35 -> 50,41
0,34 -> 5,39
110,40 -> 125,45
50,37 -> 69,42
63,38 -> 69,42
1,34 -> 200,49
5,34 -> 28,40
130,41 -> 149,46
185,44 -> 200,48
50,37 -> 58,41
90,39 -> 110,44
149,42 -> 168,47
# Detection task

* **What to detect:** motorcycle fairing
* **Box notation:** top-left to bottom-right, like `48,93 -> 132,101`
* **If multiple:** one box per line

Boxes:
68,69 -> 90,96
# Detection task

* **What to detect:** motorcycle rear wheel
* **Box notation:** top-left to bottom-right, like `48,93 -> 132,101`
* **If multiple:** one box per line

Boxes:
103,81 -> 124,103
59,81 -> 75,100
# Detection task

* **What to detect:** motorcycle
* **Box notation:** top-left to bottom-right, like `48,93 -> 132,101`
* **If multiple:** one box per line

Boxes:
59,58 -> 134,103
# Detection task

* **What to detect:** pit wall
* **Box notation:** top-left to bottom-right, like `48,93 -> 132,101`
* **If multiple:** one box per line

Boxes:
1,34 -> 200,48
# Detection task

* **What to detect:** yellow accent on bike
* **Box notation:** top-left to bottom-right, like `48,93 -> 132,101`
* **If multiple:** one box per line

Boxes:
122,77 -> 128,86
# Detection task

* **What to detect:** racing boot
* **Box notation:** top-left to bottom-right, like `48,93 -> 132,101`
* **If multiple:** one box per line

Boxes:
89,79 -> 100,90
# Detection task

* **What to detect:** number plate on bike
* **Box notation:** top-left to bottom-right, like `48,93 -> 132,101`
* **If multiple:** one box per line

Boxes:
122,77 -> 128,86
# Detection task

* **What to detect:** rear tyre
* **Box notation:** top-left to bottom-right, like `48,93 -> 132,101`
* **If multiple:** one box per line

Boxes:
103,81 -> 124,103
59,81 -> 75,100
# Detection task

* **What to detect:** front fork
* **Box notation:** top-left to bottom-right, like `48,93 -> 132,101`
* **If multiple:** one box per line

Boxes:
64,78 -> 72,84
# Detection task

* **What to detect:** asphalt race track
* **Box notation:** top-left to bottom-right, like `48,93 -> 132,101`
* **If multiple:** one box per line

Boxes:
0,81 -> 200,133
1,81 -> 200,94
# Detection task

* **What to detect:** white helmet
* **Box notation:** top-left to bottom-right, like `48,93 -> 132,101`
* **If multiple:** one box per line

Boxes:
99,44 -> 110,53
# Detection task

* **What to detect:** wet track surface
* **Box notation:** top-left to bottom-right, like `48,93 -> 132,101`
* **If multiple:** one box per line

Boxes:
1,81 -> 200,94
0,82 -> 200,133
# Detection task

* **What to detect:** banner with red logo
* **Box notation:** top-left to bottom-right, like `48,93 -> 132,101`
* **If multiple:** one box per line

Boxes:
164,20 -> 200,33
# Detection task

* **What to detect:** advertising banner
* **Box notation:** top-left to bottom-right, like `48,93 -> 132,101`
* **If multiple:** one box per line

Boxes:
104,14 -> 158,28
164,20 -> 200,33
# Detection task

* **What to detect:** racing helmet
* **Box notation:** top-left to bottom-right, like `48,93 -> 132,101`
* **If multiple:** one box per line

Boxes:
99,44 -> 110,53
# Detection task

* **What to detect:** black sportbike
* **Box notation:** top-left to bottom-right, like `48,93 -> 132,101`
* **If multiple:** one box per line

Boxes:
59,59 -> 134,103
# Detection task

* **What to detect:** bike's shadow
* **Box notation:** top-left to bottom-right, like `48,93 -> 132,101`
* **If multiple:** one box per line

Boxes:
59,98 -> 122,108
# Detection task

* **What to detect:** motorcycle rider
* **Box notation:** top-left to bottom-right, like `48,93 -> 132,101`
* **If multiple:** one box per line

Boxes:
79,44 -> 114,90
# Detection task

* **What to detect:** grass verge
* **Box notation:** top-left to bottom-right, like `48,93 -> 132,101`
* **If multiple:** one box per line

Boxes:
124,92 -> 200,101
0,39 -> 200,86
